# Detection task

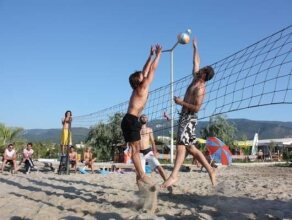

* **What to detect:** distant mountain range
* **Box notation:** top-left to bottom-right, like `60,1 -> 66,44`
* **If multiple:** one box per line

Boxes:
20,119 -> 292,144
150,119 -> 292,140
21,127 -> 89,144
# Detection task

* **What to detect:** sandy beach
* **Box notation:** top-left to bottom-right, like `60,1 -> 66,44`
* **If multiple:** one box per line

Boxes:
0,164 -> 291,220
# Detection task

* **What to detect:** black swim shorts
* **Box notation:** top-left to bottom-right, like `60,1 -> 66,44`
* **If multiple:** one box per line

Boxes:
121,113 -> 142,142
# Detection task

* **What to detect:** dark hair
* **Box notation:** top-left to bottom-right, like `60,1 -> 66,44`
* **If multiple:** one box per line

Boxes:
65,110 -> 72,117
139,114 -> 147,123
129,71 -> 142,89
27,142 -> 33,146
203,66 -> 215,81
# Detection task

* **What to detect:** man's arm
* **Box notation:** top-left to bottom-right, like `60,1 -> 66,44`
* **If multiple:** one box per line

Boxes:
12,151 -> 17,160
141,44 -> 162,88
3,150 -> 7,160
174,86 -> 205,113
149,128 -> 157,155
23,149 -> 28,159
142,46 -> 155,78
66,116 -> 72,123
192,39 -> 200,77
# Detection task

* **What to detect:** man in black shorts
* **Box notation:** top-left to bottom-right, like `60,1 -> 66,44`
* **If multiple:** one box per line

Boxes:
121,44 -> 162,184
162,38 -> 216,188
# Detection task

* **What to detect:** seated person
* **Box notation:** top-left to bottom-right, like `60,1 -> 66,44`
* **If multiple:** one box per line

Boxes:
258,149 -> 264,161
83,147 -> 96,174
1,144 -> 18,173
69,146 -> 77,172
19,143 -> 35,173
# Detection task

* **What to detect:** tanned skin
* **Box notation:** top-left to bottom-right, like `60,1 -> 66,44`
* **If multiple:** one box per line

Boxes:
161,39 -> 216,189
127,45 -> 162,185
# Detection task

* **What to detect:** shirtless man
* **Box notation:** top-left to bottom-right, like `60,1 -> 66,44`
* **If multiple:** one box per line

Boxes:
121,44 -> 162,185
60,110 -> 72,155
69,146 -> 77,173
139,114 -> 171,191
162,39 -> 216,188
83,147 -> 96,173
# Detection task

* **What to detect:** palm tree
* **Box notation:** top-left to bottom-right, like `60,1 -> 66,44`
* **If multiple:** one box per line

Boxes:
0,123 -> 24,152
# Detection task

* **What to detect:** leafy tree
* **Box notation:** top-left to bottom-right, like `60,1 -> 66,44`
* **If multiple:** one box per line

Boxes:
108,112 -> 124,159
200,115 -> 237,150
86,122 -> 111,161
86,113 -> 124,161
269,141 -> 276,154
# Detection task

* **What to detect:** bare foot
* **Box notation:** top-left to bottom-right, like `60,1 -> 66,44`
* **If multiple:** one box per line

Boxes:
209,170 -> 216,187
139,174 -> 153,185
161,175 -> 179,189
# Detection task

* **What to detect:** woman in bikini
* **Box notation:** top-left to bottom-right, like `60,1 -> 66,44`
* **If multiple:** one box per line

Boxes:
60,110 -> 73,155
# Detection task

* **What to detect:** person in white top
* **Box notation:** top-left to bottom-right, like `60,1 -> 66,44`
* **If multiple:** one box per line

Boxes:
1,144 -> 17,173
19,143 -> 34,173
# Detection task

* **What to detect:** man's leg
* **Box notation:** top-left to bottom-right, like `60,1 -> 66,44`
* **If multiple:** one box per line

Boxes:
187,145 -> 216,186
156,166 -> 167,181
130,141 -> 153,185
161,144 -> 186,188
74,162 -> 77,173
156,165 -> 173,193
146,154 -> 167,181
12,160 -> 17,173
60,145 -> 64,155
1,160 -> 7,172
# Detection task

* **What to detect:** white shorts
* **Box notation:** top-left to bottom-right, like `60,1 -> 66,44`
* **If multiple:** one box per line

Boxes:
140,149 -> 161,172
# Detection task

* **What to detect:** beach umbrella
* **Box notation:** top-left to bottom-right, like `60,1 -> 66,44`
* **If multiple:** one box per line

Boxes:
206,137 -> 232,165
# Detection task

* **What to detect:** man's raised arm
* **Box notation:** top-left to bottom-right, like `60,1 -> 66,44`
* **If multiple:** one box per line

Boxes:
142,46 -> 155,78
142,44 -> 162,87
192,38 -> 200,77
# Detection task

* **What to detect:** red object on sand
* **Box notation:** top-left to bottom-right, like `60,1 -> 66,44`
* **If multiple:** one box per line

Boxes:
206,137 -> 232,165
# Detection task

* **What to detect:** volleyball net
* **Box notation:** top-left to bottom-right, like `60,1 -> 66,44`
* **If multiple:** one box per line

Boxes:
74,25 -> 292,136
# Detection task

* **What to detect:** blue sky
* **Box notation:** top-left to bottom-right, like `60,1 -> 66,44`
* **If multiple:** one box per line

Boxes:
0,0 -> 291,129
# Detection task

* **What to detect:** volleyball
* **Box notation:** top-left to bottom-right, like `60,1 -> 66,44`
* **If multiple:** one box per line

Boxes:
177,32 -> 190,44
